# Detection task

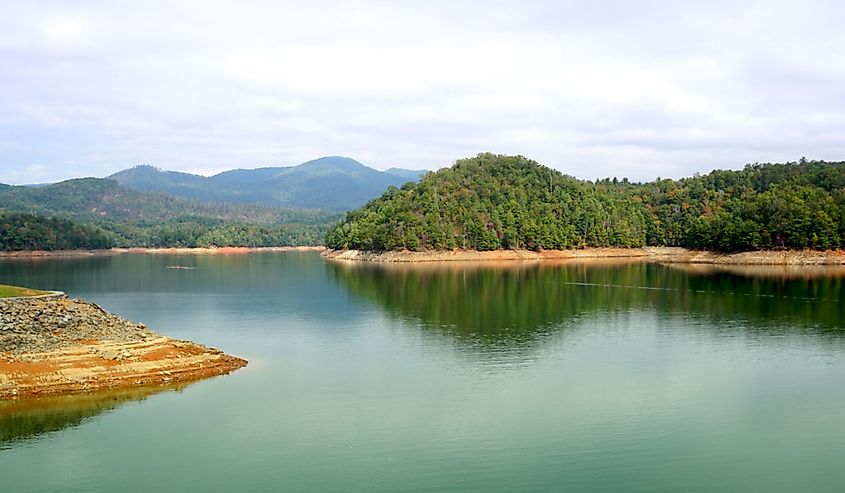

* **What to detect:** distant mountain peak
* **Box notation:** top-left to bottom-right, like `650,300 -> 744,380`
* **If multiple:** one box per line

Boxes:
297,156 -> 368,170
117,164 -> 162,174
106,156 -> 425,211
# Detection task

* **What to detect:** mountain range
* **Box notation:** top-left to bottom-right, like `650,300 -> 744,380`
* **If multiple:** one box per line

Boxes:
0,177 -> 335,224
0,175 -> 346,249
0,155 -> 426,249
109,156 -> 427,211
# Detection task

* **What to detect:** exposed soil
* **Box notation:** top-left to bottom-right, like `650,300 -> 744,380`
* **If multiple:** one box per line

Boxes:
323,247 -> 650,263
645,247 -> 845,265
323,247 -> 845,265
1,295 -> 246,399
0,337 -> 246,398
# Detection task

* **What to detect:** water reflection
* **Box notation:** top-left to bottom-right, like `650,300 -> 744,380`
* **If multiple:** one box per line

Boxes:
328,259 -> 845,349
2,253 -> 845,491
0,252 -> 328,296
0,383 -> 189,449
666,262 -> 845,280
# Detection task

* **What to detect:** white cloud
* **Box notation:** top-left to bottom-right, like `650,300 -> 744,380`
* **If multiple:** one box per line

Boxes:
0,0 -> 844,184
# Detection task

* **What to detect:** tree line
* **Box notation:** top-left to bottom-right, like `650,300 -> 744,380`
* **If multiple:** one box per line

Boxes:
0,212 -> 114,250
0,211 -> 329,250
326,154 -> 845,252
0,177 -> 340,250
6,154 -> 844,252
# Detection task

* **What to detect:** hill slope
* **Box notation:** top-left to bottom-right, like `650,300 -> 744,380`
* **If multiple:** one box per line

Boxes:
0,211 -> 114,251
0,177 -> 336,224
326,153 -> 845,253
327,154 -> 647,251
101,166 -> 214,202
0,178 -> 340,248
110,156 -> 425,210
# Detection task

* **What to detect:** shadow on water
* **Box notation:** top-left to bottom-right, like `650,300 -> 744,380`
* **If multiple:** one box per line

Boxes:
327,259 -> 845,352
0,383 -> 190,449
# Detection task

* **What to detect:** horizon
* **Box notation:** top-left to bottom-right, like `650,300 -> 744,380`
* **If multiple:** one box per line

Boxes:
2,2 -> 844,185
6,153 -> 837,188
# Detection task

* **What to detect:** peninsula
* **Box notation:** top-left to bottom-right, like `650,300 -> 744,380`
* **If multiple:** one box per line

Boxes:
0,288 -> 246,398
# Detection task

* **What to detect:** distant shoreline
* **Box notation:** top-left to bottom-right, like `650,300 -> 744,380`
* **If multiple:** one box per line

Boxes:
4,246 -> 844,265
0,246 -> 326,258
322,247 -> 845,265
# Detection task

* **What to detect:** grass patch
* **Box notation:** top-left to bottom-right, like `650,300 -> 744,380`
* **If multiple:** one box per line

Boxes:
0,284 -> 49,298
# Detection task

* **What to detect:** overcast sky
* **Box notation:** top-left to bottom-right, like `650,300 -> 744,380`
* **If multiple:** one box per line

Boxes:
1,1 -> 844,184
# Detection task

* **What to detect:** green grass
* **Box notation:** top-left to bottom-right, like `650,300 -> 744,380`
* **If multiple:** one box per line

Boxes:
0,284 -> 49,298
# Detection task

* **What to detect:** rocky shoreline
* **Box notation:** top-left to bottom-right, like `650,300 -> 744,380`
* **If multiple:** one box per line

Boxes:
322,247 -> 845,265
1,294 -> 246,398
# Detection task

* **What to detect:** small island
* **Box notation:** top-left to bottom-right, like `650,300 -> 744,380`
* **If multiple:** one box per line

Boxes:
324,153 -> 845,264
0,286 -> 246,398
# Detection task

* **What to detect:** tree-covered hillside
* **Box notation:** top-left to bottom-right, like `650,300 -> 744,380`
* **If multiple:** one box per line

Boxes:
0,212 -> 114,251
326,154 -> 845,252
0,178 -> 340,248
0,177 -> 332,224
608,159 -> 845,251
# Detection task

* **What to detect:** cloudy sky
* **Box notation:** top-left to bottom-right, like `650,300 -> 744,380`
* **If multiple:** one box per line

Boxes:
1,0 -> 844,184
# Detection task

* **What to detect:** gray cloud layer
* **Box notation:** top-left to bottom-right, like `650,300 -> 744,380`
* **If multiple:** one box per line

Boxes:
1,0 -> 844,184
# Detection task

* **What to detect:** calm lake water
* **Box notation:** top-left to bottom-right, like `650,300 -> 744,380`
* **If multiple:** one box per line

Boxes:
2,252 -> 845,492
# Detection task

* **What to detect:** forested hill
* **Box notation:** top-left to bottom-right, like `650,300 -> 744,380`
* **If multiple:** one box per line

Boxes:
0,211 -> 114,251
0,177 -> 330,224
109,157 -> 426,211
0,178 -> 340,248
325,153 -> 845,253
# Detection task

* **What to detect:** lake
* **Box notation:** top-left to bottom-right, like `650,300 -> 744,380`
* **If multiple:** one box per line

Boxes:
1,252 -> 845,492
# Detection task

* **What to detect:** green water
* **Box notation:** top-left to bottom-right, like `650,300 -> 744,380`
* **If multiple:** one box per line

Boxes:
1,253 -> 845,492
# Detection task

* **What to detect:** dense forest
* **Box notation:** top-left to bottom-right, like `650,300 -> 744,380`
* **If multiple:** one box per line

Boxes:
0,178 -> 339,249
5,154 -> 844,252
0,177 -> 337,224
0,212 -> 114,251
326,153 -> 845,252
0,211 -> 331,250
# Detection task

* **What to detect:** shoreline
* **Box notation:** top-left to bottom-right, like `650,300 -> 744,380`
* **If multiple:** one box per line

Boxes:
322,247 -> 845,265
4,245 -> 844,265
119,245 -> 325,255
0,245 -> 325,258
1,293 -> 246,399
0,337 -> 247,399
